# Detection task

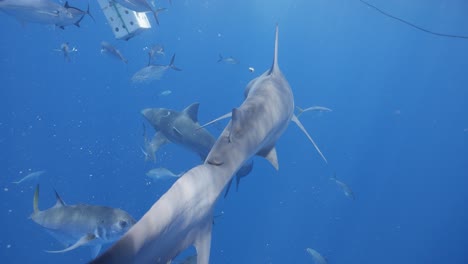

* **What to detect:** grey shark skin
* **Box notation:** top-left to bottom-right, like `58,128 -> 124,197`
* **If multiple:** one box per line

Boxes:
91,25 -> 312,264
141,103 -> 253,192
31,185 -> 136,259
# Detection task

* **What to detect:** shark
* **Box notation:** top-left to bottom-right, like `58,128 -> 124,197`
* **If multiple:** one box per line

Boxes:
141,103 -> 254,195
90,25 -> 326,264
31,185 -> 136,259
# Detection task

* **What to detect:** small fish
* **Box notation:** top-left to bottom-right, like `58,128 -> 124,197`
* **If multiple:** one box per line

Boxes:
55,42 -> 77,62
330,173 -> 355,200
217,54 -> 239,64
146,167 -> 184,180
306,248 -> 327,264
159,90 -> 172,96
101,41 -> 128,64
296,106 -> 332,117
31,185 -> 135,258
144,44 -> 165,65
57,1 -> 94,29
12,170 -> 45,184
132,54 -> 181,83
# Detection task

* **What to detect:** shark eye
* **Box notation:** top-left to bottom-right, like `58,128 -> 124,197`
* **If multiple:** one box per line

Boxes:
119,220 -> 128,228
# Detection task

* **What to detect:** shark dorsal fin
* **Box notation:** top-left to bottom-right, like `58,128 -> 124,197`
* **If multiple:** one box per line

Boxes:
257,146 -> 279,170
54,189 -> 66,207
268,24 -> 279,75
183,103 -> 200,123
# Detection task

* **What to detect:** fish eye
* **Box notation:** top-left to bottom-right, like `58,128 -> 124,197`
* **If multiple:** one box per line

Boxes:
119,220 -> 128,228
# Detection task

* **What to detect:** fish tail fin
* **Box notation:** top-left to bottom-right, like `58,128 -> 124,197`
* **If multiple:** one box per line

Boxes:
33,184 -> 40,214
86,3 -> 96,23
152,8 -> 167,25
169,54 -> 182,71
217,54 -> 223,62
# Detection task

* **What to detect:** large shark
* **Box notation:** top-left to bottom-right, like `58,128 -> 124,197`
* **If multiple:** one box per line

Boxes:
31,185 -> 136,259
90,25 -> 325,264
141,103 -> 254,195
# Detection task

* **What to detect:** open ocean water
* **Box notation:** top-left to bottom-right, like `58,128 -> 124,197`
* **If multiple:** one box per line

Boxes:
1,0 -> 468,263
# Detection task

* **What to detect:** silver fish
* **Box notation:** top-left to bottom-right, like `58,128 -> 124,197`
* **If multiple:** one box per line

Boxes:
101,41 -> 128,64
31,185 -> 136,259
296,106 -> 332,117
306,248 -> 327,264
12,170 -> 45,184
0,0 -> 89,28
132,54 -> 181,83
330,173 -> 355,200
55,42 -> 77,62
217,54 -> 239,64
146,167 -> 183,180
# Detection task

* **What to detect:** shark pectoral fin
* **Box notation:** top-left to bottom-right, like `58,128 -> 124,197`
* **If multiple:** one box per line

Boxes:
91,244 -> 102,259
198,112 -> 232,130
183,103 -> 200,123
194,221 -> 213,264
45,234 -> 96,254
258,147 -> 279,170
291,115 -> 328,163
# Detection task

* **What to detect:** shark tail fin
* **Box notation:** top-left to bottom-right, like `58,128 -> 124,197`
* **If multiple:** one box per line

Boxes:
33,184 -> 40,214
169,54 -> 182,71
217,54 -> 223,63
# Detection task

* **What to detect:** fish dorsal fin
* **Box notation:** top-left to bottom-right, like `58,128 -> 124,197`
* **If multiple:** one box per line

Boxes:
64,1 -> 70,8
194,219 -> 213,264
268,24 -> 280,75
33,185 -> 40,214
45,234 -> 96,254
229,108 -> 245,142
183,103 -> 200,123
291,115 -> 328,163
54,189 -> 66,207
257,146 -> 279,170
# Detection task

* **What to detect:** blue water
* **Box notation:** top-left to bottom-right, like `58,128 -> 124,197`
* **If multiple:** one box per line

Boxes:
1,0 -> 468,263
